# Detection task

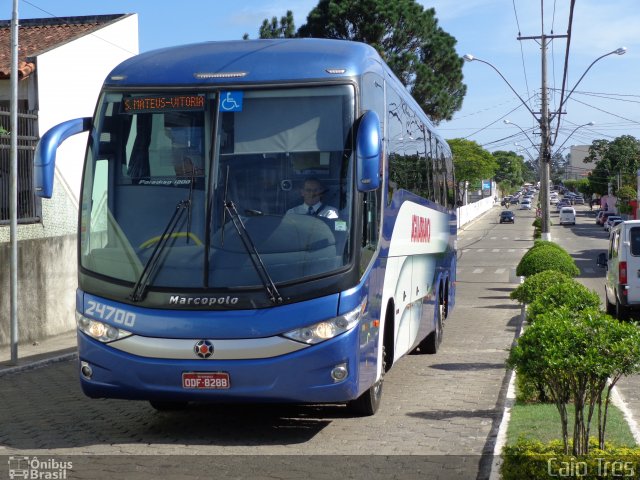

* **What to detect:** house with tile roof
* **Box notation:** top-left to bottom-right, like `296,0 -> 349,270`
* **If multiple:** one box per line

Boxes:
0,14 -> 138,348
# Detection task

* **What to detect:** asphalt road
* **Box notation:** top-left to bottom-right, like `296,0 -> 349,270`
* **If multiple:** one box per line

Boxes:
0,203 -> 545,480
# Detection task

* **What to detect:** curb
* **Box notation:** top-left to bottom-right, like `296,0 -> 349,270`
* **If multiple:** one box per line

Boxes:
611,384 -> 640,445
0,350 -> 77,378
489,302 -> 525,480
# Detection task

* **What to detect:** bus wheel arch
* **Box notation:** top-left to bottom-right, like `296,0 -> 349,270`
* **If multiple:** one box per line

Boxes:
346,300 -> 393,416
382,299 -> 395,372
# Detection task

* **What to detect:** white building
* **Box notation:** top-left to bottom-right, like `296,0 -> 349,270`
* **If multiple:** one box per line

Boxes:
0,14 -> 138,347
566,145 -> 592,180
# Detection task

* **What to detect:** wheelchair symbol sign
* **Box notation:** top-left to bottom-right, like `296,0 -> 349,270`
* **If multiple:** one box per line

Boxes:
220,91 -> 243,112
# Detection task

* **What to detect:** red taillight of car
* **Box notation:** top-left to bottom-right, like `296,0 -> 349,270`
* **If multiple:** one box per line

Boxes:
620,261 -> 628,285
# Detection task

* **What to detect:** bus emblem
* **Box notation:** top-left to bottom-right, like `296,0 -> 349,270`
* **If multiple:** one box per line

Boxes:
194,340 -> 214,359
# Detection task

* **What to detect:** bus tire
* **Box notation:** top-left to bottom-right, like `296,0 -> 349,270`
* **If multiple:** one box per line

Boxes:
347,378 -> 383,416
422,302 -> 444,354
149,400 -> 189,411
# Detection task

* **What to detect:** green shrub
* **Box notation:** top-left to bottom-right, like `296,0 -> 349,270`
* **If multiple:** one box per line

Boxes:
516,244 -> 580,277
527,279 -> 601,321
515,371 -> 552,404
531,240 -> 566,251
502,438 -> 640,480
507,307 -> 640,455
510,270 -> 573,304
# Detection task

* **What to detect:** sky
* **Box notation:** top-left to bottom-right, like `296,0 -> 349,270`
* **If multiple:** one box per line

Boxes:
9,0 -> 640,168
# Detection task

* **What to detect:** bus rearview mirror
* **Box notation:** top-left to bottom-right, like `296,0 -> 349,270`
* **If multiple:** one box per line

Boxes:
34,117 -> 91,198
355,110 -> 381,192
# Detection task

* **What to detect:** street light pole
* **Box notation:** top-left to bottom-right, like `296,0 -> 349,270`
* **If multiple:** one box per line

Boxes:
9,0 -> 19,364
465,44 -> 626,242
504,120 -> 537,149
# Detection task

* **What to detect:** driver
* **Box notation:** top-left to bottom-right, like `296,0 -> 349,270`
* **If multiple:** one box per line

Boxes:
286,178 -> 339,219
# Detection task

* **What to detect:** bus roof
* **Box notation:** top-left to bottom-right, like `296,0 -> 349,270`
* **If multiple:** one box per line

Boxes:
104,38 -> 384,87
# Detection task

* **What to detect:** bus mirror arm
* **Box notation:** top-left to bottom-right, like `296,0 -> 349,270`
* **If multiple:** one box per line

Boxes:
356,111 -> 381,192
34,117 -> 91,198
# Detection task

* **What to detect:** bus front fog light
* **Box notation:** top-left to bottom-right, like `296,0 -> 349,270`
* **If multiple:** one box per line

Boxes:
80,361 -> 93,379
331,363 -> 348,382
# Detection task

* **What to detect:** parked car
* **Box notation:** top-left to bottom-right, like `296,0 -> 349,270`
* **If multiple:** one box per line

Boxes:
558,207 -> 576,225
609,218 -> 623,231
604,216 -> 622,232
499,210 -> 515,223
597,220 -> 640,319
597,211 -> 617,226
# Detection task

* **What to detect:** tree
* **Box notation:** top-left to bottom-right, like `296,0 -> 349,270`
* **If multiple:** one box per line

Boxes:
492,150 -> 525,191
550,151 -> 567,185
255,10 -> 296,39
257,0 -> 466,123
508,307 -> 640,455
447,138 -> 497,203
584,135 -> 640,196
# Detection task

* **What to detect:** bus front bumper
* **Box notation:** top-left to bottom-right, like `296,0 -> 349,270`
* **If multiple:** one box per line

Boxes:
76,327 -> 370,405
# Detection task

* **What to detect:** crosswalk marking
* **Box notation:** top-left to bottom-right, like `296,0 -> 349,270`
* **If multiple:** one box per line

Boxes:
457,267 -> 596,277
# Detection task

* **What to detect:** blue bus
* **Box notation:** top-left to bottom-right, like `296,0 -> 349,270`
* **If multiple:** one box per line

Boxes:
35,39 -> 457,415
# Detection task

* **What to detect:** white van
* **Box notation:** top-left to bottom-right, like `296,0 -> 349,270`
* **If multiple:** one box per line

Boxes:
598,220 -> 640,319
558,207 -> 576,225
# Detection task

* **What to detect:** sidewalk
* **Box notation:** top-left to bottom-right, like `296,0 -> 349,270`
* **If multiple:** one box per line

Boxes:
0,330 -> 77,376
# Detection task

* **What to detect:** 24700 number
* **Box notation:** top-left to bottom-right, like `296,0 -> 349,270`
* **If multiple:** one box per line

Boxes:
86,300 -> 136,327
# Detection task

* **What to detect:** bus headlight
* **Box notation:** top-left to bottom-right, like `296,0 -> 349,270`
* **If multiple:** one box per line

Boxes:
76,312 -> 132,343
282,303 -> 363,345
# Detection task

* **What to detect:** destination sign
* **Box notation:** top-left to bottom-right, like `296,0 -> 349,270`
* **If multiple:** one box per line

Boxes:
122,95 -> 205,113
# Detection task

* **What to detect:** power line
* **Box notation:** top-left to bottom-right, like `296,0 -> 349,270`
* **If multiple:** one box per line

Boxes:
511,0 -> 532,112
568,97 -> 640,125
21,0 -> 137,56
551,0 -> 577,146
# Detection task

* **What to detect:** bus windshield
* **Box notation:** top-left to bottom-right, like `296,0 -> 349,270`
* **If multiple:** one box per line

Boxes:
79,85 -> 355,294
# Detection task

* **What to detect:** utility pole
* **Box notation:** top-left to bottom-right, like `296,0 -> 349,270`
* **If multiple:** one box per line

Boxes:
518,32 -> 567,242
539,35 -> 552,241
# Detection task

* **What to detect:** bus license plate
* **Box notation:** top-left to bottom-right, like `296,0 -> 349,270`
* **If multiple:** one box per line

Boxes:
182,372 -> 230,389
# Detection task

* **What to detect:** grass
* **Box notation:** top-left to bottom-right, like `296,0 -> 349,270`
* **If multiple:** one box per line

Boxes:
506,394 -> 638,447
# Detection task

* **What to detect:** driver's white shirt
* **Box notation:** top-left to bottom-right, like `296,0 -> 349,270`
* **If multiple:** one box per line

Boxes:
286,202 -> 339,219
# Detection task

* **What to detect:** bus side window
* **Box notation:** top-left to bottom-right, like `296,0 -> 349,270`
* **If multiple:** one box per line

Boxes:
360,189 -> 380,274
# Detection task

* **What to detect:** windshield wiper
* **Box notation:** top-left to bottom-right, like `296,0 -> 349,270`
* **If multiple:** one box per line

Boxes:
130,199 -> 190,302
221,166 -> 282,304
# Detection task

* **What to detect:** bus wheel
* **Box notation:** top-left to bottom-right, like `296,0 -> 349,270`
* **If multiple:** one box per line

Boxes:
347,378 -> 383,417
149,401 -> 189,411
422,302 -> 444,354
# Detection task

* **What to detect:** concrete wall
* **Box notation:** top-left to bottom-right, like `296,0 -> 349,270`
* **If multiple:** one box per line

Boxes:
458,196 -> 496,229
0,234 -> 76,344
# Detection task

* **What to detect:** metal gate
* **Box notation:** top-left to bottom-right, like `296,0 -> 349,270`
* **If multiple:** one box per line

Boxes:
0,108 -> 40,224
